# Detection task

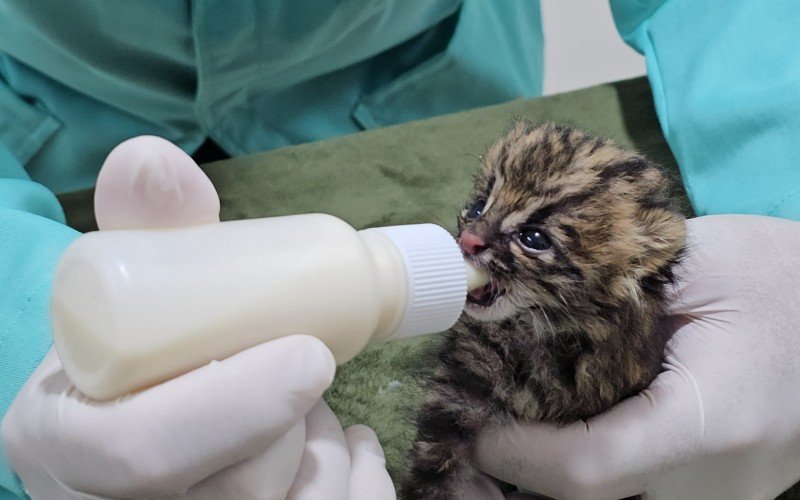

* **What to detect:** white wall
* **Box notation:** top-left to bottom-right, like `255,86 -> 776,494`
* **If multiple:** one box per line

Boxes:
541,1 -> 646,95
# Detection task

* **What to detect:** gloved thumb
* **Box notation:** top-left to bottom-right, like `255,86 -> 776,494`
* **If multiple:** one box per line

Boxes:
94,135 -> 220,230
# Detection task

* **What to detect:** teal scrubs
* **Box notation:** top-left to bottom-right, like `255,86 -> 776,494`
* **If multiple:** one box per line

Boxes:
0,1 -> 543,496
611,0 -> 800,219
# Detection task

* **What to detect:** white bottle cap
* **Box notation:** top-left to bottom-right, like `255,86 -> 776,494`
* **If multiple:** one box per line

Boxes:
368,223 -> 467,339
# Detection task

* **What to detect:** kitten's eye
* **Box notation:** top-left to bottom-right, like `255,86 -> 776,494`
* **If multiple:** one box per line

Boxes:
466,199 -> 487,219
517,227 -> 552,252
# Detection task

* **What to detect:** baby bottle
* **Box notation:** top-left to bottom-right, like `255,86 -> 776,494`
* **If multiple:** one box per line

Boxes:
51,215 -> 489,400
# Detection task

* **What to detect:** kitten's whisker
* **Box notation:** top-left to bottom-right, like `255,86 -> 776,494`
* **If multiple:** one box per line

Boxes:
532,304 -> 556,337
555,293 -> 581,327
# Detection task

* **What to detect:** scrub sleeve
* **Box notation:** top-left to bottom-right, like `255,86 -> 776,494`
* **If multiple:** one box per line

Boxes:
610,0 -> 800,220
0,144 -> 79,498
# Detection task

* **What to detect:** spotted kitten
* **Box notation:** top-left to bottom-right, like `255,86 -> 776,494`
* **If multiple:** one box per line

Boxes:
402,122 -> 686,499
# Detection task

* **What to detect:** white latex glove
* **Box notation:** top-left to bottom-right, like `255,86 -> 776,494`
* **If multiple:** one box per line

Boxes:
287,402 -> 396,500
3,340 -> 329,499
1,136 -> 395,499
471,215 -> 800,500
93,135 -> 221,230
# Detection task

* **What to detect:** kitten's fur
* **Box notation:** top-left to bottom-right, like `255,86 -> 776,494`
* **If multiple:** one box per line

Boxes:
402,122 -> 686,499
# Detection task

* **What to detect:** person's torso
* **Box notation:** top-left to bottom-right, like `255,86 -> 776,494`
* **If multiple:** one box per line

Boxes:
0,0 -> 542,193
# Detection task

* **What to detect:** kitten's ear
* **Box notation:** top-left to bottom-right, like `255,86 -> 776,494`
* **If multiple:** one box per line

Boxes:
486,120 -> 527,161
473,147 -> 500,191
632,166 -> 687,277
482,136 -> 505,174
507,119 -> 532,137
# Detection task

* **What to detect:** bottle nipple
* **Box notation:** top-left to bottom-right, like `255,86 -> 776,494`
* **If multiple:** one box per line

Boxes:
465,261 -> 490,291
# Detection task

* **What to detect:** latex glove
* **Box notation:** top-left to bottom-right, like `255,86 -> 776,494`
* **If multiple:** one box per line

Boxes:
473,215 -> 800,500
93,135 -> 221,230
3,339 -> 329,499
2,136 -> 395,499
287,402 -> 396,500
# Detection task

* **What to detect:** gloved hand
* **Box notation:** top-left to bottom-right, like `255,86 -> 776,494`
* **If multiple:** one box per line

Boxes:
1,136 -> 395,499
470,215 -> 800,500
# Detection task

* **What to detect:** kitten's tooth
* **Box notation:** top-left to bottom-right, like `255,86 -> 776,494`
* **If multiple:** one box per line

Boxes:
465,261 -> 490,291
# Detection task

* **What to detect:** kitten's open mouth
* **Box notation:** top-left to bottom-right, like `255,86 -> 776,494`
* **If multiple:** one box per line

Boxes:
467,280 -> 504,307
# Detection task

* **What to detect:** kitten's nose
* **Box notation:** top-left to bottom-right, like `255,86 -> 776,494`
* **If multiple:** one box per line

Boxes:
459,230 -> 487,255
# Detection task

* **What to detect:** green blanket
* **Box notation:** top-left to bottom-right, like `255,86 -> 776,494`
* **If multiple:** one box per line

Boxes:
59,77 -> 799,499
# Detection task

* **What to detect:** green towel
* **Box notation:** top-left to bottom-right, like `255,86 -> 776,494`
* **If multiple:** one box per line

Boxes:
59,77 -> 799,499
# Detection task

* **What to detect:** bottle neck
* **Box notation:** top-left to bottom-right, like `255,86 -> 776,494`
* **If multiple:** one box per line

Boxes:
360,223 -> 475,342
358,229 -> 408,342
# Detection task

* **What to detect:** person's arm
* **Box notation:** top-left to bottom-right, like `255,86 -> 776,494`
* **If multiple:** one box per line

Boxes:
0,143 -> 79,498
610,0 -> 800,219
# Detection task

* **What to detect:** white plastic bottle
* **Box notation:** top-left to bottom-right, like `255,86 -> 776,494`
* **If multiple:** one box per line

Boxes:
51,214 -> 489,400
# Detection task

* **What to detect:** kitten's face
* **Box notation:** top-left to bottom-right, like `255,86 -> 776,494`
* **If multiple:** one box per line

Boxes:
459,122 -> 685,324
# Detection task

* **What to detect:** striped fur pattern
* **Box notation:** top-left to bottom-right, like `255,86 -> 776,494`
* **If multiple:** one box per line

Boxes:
402,122 -> 686,499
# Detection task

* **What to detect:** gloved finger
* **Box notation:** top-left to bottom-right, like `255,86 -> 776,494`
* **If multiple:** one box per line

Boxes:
664,216 -> 738,318
1,351 -> 67,484
286,401 -> 350,500
344,425 -> 395,500
22,477 -> 110,500
2,352 -> 113,500
181,419 -> 307,500
451,469 -> 506,500
45,335 -> 335,498
94,135 -> 220,230
474,363 -> 703,500
667,215 -> 800,318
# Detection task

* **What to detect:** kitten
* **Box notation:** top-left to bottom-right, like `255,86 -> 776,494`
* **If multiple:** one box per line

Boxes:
401,122 -> 686,499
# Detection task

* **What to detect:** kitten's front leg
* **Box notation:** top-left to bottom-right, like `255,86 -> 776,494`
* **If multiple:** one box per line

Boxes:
401,370 -> 496,500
